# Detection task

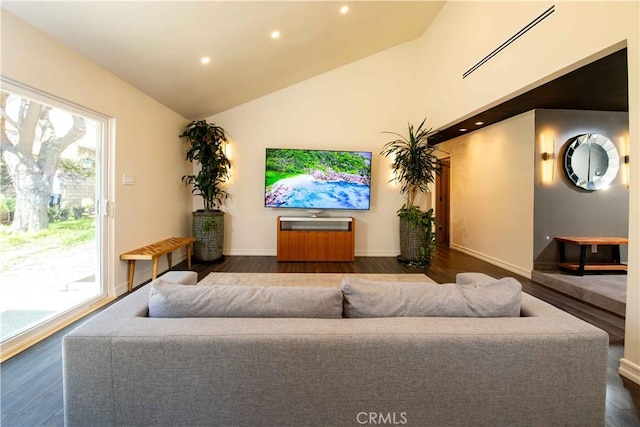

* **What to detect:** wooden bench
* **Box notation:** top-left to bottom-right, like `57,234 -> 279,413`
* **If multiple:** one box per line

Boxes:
120,237 -> 196,292
555,236 -> 628,276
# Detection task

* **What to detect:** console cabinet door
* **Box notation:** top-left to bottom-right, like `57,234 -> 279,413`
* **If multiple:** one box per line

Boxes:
277,230 -> 306,261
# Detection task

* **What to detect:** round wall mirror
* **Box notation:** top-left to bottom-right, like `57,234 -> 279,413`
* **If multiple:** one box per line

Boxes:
563,133 -> 619,191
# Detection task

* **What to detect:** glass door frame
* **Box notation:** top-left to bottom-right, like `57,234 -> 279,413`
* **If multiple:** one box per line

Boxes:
0,77 -> 114,360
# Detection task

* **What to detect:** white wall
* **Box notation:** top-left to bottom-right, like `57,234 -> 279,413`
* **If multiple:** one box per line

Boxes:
418,1 -> 640,384
208,39 -> 425,256
1,11 -> 192,294
418,1 -> 635,130
441,112 -> 535,278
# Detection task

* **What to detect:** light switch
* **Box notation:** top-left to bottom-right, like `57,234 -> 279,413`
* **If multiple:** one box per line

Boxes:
123,174 -> 134,185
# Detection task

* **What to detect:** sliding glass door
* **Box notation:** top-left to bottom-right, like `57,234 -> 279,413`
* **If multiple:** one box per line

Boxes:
0,81 -> 110,358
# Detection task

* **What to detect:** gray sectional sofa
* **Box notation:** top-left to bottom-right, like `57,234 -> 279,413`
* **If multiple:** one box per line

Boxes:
63,272 -> 608,426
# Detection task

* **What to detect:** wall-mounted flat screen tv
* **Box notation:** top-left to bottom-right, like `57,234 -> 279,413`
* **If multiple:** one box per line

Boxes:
265,148 -> 372,211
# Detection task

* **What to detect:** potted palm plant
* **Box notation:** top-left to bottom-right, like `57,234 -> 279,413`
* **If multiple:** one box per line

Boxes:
381,118 -> 442,266
179,120 -> 231,261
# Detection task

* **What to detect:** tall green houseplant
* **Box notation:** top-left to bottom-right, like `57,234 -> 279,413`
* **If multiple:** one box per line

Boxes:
381,118 -> 442,266
179,120 -> 231,261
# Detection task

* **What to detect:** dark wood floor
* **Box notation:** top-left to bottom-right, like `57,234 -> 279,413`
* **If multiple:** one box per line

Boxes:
1,248 -> 639,426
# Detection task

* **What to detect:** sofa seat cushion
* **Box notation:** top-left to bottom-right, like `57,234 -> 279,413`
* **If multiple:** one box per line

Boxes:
341,277 -> 522,318
148,280 -> 343,318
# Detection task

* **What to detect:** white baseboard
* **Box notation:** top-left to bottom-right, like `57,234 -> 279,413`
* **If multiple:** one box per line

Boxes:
355,250 -> 400,257
224,249 -> 276,256
223,249 -> 400,257
619,358 -> 640,385
450,244 -> 532,279
115,281 -> 129,296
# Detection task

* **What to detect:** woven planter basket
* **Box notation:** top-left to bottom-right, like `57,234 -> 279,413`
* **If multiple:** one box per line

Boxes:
399,216 -> 430,264
192,210 -> 224,261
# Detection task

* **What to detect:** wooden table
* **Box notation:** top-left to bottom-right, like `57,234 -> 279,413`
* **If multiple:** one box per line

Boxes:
120,237 -> 196,292
555,236 -> 628,276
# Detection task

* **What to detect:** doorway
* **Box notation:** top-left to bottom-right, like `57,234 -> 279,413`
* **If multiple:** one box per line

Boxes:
435,158 -> 450,245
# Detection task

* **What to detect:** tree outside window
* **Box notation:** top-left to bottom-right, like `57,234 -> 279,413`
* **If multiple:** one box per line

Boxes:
1,91 -> 88,232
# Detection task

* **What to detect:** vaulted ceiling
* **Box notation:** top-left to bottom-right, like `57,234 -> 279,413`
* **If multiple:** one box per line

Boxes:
1,1 -> 445,120
2,2 -> 628,133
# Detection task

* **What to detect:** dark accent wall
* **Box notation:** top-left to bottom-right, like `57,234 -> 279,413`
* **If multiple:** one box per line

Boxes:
533,109 -> 629,270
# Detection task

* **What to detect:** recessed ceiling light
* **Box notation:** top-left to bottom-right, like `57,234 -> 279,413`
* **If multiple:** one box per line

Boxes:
340,5 -> 349,14
200,57 -> 211,64
271,30 -> 280,39
459,128 -> 468,132
475,121 -> 484,126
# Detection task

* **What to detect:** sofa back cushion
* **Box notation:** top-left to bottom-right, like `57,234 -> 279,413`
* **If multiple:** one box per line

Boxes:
341,277 -> 522,318
148,281 -> 343,318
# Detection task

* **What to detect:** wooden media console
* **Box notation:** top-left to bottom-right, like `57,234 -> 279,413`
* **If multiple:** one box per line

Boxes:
277,216 -> 355,262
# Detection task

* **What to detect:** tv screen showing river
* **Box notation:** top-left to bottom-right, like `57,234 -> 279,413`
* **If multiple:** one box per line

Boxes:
264,148 -> 372,210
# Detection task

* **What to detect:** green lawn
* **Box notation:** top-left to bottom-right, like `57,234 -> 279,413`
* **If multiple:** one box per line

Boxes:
0,217 -> 95,250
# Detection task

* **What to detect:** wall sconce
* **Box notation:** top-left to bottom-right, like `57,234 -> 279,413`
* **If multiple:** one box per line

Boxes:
621,135 -> 630,188
224,140 -> 232,182
389,154 -> 398,186
540,131 -> 555,185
